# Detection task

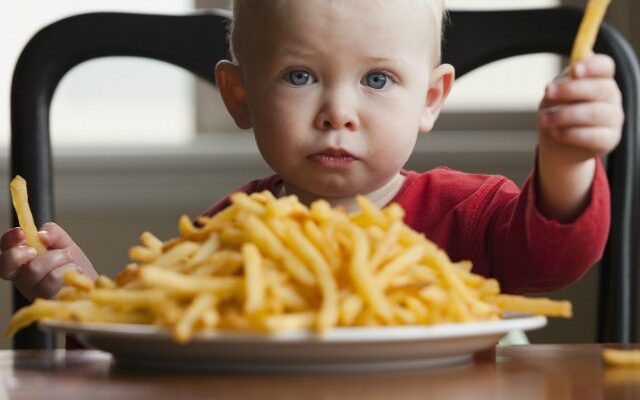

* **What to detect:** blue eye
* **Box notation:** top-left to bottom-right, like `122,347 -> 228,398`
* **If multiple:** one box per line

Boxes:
363,72 -> 391,90
287,69 -> 315,86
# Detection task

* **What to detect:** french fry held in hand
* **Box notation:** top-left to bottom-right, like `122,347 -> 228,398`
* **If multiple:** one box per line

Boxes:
570,0 -> 612,65
10,175 -> 46,254
4,191 -> 572,343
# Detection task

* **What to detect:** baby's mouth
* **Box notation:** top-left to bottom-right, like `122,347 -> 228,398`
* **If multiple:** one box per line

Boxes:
308,148 -> 357,169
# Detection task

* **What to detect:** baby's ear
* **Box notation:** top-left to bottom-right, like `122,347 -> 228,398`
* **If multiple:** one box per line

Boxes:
215,60 -> 252,129
419,63 -> 455,133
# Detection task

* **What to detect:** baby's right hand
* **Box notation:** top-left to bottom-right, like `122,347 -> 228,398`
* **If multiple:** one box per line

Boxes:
0,222 -> 97,301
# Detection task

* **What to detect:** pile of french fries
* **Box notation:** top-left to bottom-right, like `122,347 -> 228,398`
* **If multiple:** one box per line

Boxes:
4,191 -> 571,343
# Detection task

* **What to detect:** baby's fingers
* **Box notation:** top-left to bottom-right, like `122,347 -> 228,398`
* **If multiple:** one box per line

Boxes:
13,249 -> 74,300
539,102 -> 623,129
572,53 -> 616,79
38,222 -> 75,250
548,126 -> 621,154
1,227 -> 26,251
31,264 -> 81,300
546,78 -> 621,104
0,246 -> 37,280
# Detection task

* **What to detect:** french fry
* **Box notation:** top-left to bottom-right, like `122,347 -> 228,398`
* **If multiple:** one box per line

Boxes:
243,214 -> 316,286
63,271 -> 95,291
95,275 -> 116,289
140,231 -> 163,253
242,243 -> 264,314
263,311 -> 316,332
270,282 -> 309,312
190,250 -> 243,276
128,245 -> 158,263
430,250 -> 495,319
184,233 -> 220,270
179,214 -> 211,241
230,192 -> 266,215
339,292 -> 363,326
67,301 -> 153,325
199,309 -> 220,329
90,288 -> 166,310
10,175 -> 46,254
602,348 -> 640,367
347,226 -> 393,323
492,294 -> 572,318
377,245 -> 424,286
285,222 -> 338,331
153,241 -> 200,269
369,221 -> 402,270
174,293 -> 215,343
570,0 -> 612,65
138,265 -> 241,298
355,195 -> 388,228
3,299 -> 68,337
404,296 -> 429,324
302,220 -> 342,272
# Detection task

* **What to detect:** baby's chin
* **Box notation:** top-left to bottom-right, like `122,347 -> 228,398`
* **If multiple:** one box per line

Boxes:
286,176 -> 381,201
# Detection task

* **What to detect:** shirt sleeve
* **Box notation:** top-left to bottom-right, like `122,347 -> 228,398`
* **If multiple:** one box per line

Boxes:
476,157 -> 610,294
199,175 -> 282,218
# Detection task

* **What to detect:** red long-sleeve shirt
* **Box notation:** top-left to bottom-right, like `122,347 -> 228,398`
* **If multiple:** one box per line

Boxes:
202,160 -> 610,294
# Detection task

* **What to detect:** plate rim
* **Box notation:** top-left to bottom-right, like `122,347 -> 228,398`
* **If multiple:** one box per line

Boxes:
39,313 -> 547,343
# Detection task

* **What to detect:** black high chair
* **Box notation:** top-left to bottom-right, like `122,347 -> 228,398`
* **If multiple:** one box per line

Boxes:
10,7 -> 639,348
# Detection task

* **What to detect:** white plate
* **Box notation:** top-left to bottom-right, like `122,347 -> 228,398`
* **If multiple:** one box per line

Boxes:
40,313 -> 546,373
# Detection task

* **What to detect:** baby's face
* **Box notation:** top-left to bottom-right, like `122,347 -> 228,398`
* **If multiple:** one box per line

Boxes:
226,0 -> 450,198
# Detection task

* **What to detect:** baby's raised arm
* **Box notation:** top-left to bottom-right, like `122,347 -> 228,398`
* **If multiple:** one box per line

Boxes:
0,223 -> 96,301
536,53 -> 623,222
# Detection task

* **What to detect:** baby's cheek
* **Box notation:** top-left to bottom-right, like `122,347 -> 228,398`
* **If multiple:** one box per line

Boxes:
253,126 -> 301,173
371,130 -> 417,168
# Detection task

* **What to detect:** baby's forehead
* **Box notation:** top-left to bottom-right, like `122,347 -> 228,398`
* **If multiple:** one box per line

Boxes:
231,0 -> 440,63
235,0 -> 436,23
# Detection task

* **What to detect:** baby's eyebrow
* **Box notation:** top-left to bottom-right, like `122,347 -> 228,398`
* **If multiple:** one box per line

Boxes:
275,45 -> 318,58
365,56 -> 398,64
273,46 -> 414,71
362,56 -> 414,70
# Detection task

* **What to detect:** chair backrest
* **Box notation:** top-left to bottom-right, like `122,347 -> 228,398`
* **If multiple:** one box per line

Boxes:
10,7 -> 639,348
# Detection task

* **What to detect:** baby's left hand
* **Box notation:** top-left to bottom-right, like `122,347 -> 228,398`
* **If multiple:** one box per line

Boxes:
537,53 -> 624,162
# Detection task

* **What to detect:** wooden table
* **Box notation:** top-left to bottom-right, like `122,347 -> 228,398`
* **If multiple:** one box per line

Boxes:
0,345 -> 638,399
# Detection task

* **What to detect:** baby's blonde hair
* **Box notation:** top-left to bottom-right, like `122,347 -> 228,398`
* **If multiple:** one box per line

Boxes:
229,0 -> 446,65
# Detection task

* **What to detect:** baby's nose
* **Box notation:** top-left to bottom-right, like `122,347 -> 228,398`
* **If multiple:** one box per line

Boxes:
314,94 -> 359,131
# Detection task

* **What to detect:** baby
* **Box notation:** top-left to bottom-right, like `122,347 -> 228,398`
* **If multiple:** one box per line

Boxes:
0,0 -> 623,301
